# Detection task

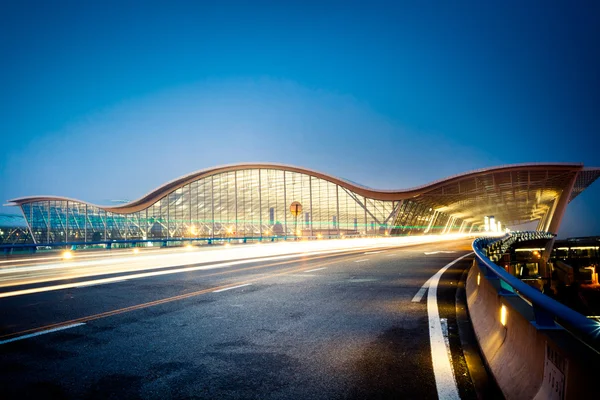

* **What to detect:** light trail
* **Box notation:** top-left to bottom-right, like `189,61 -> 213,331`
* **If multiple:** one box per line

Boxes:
0,235 -> 476,289
0,250 -> 380,342
0,241 -> 434,298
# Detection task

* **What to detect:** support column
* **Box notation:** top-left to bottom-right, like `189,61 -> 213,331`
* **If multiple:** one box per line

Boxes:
283,171 -> 287,236
234,171 -> 238,237
84,205 -> 88,243
540,171 -> 579,278
424,210 -> 437,234
363,197 -> 367,235
65,201 -> 69,243
336,185 -> 340,235
259,170 -> 262,238
211,175 -> 215,239
47,200 -> 51,244
309,177 -> 313,237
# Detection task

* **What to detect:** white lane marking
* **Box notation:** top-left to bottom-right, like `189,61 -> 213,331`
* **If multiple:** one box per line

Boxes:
364,251 -> 385,254
213,283 -> 252,293
354,259 -> 369,263
76,278 -> 129,288
427,252 -> 472,400
0,323 -> 86,345
440,318 -> 455,375
305,267 -> 327,273
424,251 -> 456,255
411,277 -> 432,302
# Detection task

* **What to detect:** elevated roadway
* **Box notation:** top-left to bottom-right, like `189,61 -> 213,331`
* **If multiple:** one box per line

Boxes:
0,238 -> 500,399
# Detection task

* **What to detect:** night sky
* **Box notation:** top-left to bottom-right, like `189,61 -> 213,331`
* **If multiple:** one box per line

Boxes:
1,0 -> 599,238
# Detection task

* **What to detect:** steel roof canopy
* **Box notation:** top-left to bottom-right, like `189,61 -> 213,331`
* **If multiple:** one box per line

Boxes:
6,162 -> 600,232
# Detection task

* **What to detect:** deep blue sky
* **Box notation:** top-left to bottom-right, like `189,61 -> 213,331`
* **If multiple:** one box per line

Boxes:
1,0 -> 599,238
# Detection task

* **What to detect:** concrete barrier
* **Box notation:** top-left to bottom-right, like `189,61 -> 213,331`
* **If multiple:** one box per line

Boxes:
466,260 -> 599,400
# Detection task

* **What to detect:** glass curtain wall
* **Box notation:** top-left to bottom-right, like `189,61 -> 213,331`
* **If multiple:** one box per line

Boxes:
19,168 -> 457,244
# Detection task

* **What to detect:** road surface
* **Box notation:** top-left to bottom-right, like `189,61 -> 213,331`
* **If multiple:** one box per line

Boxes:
0,239 -> 494,399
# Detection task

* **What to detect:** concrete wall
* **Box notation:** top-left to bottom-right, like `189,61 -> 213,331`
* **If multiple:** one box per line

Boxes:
466,260 -> 598,400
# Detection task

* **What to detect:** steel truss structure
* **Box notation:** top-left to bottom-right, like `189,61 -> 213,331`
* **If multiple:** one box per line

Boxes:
6,163 -> 600,245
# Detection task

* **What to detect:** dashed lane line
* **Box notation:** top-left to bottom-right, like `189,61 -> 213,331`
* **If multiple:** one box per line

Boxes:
213,283 -> 252,293
0,323 -> 86,345
305,267 -> 327,273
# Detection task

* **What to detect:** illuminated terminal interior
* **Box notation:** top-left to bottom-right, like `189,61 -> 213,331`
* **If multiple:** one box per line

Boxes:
5,163 -> 600,245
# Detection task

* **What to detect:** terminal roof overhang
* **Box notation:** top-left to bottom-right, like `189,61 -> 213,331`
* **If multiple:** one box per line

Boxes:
7,162 -> 600,227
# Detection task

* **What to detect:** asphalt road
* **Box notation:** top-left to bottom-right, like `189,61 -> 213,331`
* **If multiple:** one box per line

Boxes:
0,239 -> 487,399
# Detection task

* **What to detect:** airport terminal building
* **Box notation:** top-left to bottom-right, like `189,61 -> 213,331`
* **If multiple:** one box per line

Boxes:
6,163 -> 600,245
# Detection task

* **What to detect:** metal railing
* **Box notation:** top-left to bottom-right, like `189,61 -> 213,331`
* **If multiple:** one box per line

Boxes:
473,231 -> 600,353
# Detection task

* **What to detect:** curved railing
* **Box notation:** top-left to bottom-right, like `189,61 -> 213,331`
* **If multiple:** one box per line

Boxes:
473,231 -> 600,353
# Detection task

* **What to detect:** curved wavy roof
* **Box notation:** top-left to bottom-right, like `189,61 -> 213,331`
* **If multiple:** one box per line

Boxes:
7,162 -> 600,227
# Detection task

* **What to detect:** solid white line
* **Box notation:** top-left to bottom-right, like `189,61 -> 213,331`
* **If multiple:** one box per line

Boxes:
305,267 -> 327,273
213,283 -> 252,293
0,323 -> 86,345
427,252 -> 472,400
364,251 -> 385,254
354,259 -> 369,263
424,251 -> 456,255
440,318 -> 454,370
411,277 -> 431,302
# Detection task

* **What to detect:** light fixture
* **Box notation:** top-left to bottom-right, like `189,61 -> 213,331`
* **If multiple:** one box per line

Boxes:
500,304 -> 507,326
477,273 -> 481,286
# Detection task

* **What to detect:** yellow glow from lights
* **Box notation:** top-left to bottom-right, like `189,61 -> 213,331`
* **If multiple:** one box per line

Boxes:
500,304 -> 507,326
296,229 -> 301,236
317,234 -> 323,239
477,273 -> 480,286
132,248 -> 140,254
62,251 -> 73,259
224,243 -> 231,247
226,226 -> 234,234
188,225 -> 197,235
185,244 -> 193,250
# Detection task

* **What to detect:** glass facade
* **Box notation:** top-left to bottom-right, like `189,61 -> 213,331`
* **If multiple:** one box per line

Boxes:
18,168 -> 465,244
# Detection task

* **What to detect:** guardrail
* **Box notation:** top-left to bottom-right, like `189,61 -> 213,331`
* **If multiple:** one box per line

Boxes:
473,231 -> 600,353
